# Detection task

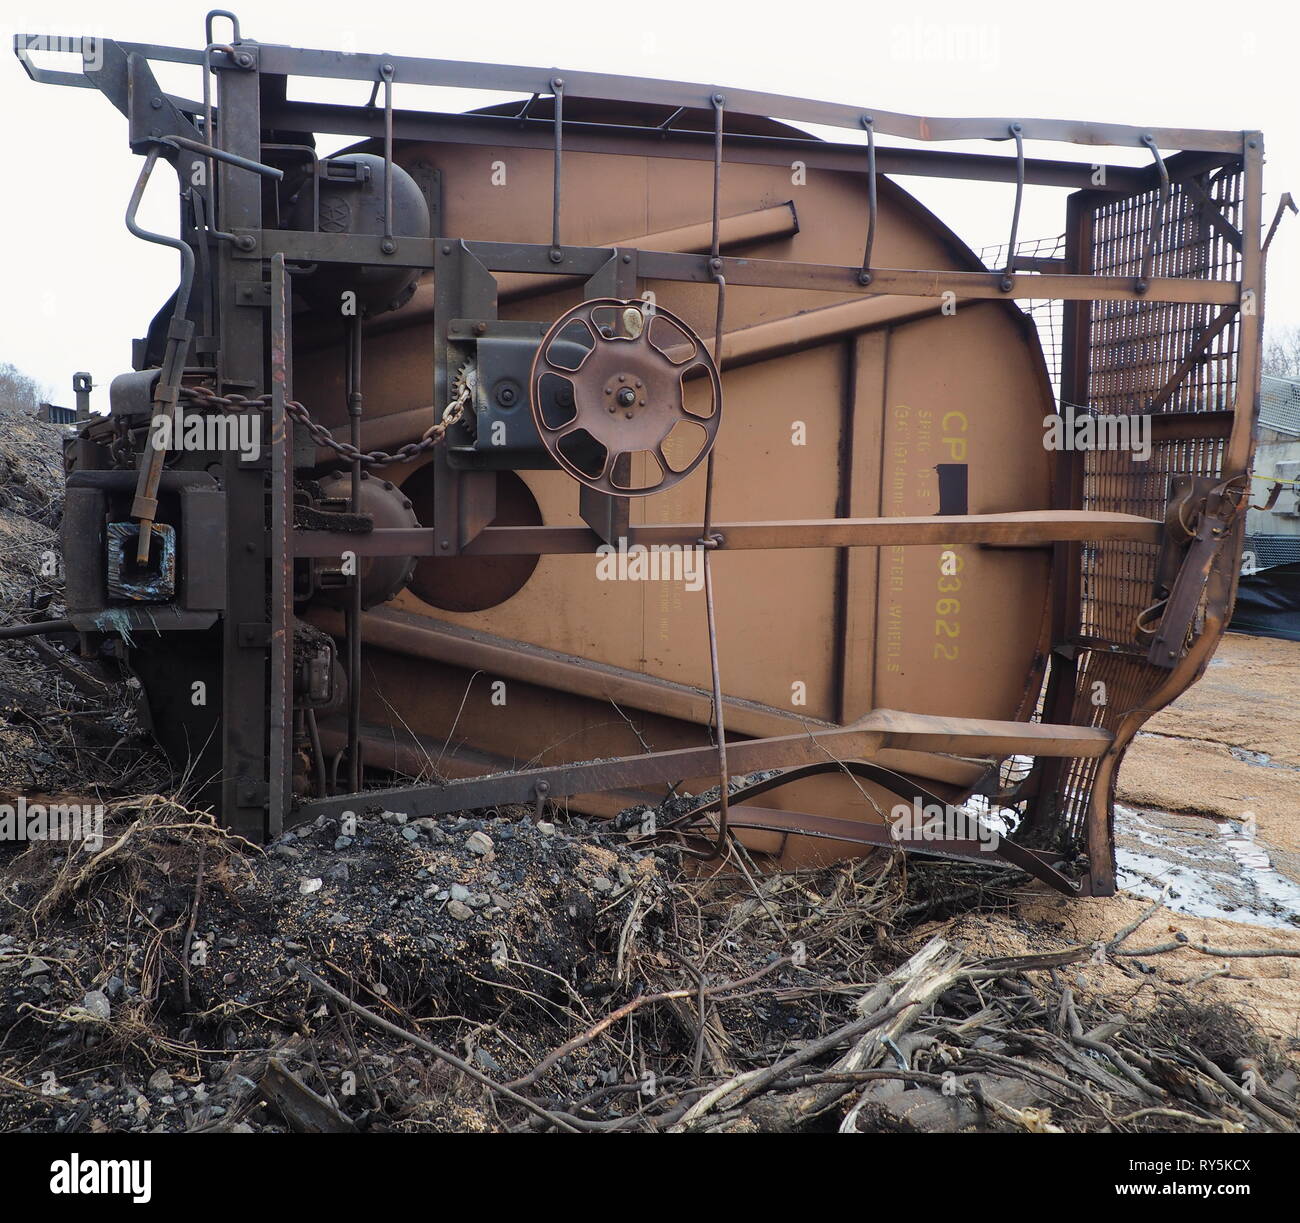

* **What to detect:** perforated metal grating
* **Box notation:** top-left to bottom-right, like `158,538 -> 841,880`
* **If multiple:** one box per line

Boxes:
1056,165 -> 1245,847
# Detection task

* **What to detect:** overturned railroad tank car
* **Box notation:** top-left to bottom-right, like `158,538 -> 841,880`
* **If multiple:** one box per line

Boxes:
17,15 -> 1266,895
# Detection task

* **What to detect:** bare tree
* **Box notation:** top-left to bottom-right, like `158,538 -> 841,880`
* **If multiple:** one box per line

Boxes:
0,362 -> 48,415
1262,325 -> 1300,379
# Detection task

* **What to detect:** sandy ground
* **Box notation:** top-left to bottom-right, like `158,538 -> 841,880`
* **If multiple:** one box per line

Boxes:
913,891 -> 1300,1044
1120,633 -> 1300,855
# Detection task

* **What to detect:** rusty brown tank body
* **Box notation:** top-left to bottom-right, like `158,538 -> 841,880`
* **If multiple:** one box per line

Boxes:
293,112 -> 1059,866
19,14 -> 1267,896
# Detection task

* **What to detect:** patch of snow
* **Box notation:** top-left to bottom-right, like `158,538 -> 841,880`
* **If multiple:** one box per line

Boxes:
1115,803 -> 1300,930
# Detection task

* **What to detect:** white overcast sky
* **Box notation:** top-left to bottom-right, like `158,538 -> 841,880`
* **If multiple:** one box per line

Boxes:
2,0 -> 1296,411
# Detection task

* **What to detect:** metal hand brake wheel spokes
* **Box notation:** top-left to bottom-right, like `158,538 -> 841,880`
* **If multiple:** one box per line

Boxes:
529,298 -> 722,496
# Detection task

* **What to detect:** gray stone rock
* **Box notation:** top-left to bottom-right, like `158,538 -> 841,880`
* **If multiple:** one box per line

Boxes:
474,1047 -> 503,1073
81,990 -> 111,1020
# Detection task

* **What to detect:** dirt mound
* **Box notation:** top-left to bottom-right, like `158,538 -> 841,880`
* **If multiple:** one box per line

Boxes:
0,799 -> 677,1132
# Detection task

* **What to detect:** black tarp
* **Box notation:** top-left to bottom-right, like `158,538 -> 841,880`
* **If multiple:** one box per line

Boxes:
1229,561 -> 1300,642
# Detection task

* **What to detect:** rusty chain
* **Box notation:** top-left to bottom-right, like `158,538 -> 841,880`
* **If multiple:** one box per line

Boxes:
176,378 -> 470,467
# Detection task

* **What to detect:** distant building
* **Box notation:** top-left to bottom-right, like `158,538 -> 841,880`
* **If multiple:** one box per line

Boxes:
36,401 -> 77,426
1245,374 -> 1300,569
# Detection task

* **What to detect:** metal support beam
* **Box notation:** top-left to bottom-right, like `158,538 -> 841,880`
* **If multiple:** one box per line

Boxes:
216,50 -> 271,841
240,229 -> 1242,307
294,510 -> 1163,559
250,42 -> 1243,153
268,254 -> 292,837
299,709 -> 1112,822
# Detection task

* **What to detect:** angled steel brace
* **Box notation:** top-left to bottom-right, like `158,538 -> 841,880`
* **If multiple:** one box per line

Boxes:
297,710 -> 1111,824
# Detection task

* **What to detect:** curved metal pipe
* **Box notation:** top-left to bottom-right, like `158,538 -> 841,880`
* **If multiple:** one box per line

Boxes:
125,146 -> 195,322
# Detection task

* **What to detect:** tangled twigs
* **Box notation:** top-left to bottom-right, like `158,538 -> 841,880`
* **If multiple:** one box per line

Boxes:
30,797 -> 252,924
510,956 -> 791,1092
675,937 -> 964,1130
1183,1048 -> 1294,1130
31,823 -> 139,924
1112,1108 -> 1243,1132
296,965 -> 583,1134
